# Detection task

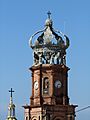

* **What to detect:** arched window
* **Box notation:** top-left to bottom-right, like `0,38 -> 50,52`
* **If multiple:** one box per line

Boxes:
54,117 -> 61,120
26,116 -> 28,120
70,116 -> 72,120
43,77 -> 49,94
32,116 -> 37,120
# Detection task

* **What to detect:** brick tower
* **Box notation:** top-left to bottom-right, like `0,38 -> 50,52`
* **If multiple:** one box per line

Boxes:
23,12 -> 77,120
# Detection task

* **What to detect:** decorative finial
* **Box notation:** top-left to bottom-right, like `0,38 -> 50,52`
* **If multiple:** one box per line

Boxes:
9,88 -> 14,98
7,88 -> 17,120
47,11 -> 51,19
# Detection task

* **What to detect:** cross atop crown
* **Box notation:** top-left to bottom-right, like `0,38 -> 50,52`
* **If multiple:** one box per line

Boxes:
47,11 -> 51,19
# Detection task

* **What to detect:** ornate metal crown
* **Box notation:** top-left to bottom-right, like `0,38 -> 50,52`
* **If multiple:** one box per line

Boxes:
29,12 -> 70,65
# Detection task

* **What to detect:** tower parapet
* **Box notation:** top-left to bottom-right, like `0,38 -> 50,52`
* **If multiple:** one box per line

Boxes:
29,12 -> 70,65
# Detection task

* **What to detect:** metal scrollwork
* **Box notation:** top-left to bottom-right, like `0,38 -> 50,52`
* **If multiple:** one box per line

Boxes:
29,13 -> 70,66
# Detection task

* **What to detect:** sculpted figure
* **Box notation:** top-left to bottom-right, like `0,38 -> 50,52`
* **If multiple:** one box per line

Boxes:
33,52 -> 39,65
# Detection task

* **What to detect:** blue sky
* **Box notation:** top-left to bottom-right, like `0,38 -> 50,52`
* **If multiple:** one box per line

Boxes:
0,0 -> 90,120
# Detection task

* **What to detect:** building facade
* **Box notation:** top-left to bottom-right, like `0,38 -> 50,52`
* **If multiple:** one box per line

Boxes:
23,12 -> 77,120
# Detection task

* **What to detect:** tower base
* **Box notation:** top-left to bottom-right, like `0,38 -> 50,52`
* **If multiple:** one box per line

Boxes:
23,104 -> 77,120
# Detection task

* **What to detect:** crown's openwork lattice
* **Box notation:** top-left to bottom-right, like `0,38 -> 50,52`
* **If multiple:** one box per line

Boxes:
29,12 -> 70,65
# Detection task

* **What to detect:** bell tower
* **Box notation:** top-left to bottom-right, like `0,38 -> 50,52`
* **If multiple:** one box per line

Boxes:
23,12 -> 77,120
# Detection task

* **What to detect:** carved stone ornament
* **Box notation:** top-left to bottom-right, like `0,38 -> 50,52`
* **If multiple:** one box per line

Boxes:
29,12 -> 70,65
